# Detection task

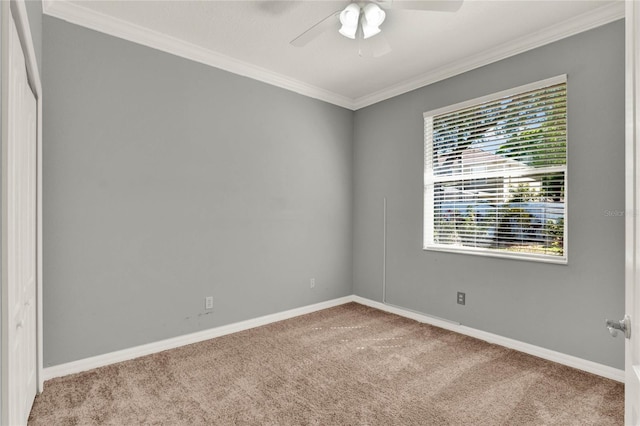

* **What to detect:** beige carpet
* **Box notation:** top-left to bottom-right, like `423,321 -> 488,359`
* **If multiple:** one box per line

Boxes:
29,303 -> 623,425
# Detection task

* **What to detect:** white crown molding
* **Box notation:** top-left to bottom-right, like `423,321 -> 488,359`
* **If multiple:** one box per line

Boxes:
41,0 -> 356,110
43,1 -> 624,111
44,294 -> 624,383
352,1 -> 626,110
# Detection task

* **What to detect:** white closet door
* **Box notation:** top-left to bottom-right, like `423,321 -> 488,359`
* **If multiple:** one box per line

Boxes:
626,1 -> 640,423
5,9 -> 38,426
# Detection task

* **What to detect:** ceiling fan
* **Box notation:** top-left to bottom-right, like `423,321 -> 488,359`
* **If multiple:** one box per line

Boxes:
290,0 -> 464,57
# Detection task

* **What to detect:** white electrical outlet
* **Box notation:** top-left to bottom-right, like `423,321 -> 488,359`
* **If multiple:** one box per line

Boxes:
310,278 -> 315,289
205,296 -> 213,310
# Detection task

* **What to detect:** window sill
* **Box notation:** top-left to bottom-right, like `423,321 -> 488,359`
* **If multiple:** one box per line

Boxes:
423,244 -> 568,265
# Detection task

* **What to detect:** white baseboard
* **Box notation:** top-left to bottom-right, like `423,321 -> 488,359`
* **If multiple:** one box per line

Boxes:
352,296 -> 625,383
43,294 -> 624,383
42,296 -> 353,380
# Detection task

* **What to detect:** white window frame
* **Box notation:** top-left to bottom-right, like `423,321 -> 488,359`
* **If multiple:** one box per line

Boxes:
423,75 -> 568,264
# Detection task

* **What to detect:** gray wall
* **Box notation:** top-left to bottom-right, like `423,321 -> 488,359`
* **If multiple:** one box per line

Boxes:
353,21 -> 626,368
42,17 -> 354,367
43,14 -> 625,370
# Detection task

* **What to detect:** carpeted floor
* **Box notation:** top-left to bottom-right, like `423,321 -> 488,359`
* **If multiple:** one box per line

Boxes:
29,303 -> 624,425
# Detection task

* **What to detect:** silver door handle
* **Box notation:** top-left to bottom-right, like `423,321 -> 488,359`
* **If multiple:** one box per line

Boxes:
605,315 -> 631,339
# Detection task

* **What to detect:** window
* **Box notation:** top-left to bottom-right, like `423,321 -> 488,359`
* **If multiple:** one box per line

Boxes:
423,76 -> 567,264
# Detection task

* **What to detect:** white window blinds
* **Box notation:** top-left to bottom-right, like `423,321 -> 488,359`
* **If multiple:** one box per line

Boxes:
423,76 -> 567,263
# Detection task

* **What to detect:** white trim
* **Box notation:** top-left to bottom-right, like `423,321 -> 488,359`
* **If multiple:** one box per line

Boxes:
422,245 -> 569,265
625,0 -> 640,422
41,0 -> 354,110
11,0 -> 45,396
36,51 -> 44,395
42,0 -> 623,111
353,3 -> 623,110
1,3 -> 9,420
2,0 -> 44,412
43,294 -> 624,383
352,296 -> 625,382
42,296 -> 353,380
10,0 -> 41,96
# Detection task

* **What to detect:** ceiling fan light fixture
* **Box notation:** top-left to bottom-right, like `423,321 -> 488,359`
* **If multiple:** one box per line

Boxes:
339,3 -> 360,39
362,3 -> 386,39
361,20 -> 381,39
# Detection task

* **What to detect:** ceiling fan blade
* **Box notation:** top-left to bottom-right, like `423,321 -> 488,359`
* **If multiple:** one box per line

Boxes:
290,10 -> 341,47
376,0 -> 463,12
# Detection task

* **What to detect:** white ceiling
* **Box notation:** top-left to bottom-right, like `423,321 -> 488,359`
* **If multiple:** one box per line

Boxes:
43,0 -> 624,109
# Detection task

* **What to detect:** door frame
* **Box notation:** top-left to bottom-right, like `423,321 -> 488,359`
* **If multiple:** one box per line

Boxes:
625,0 -> 640,424
1,0 -> 44,420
